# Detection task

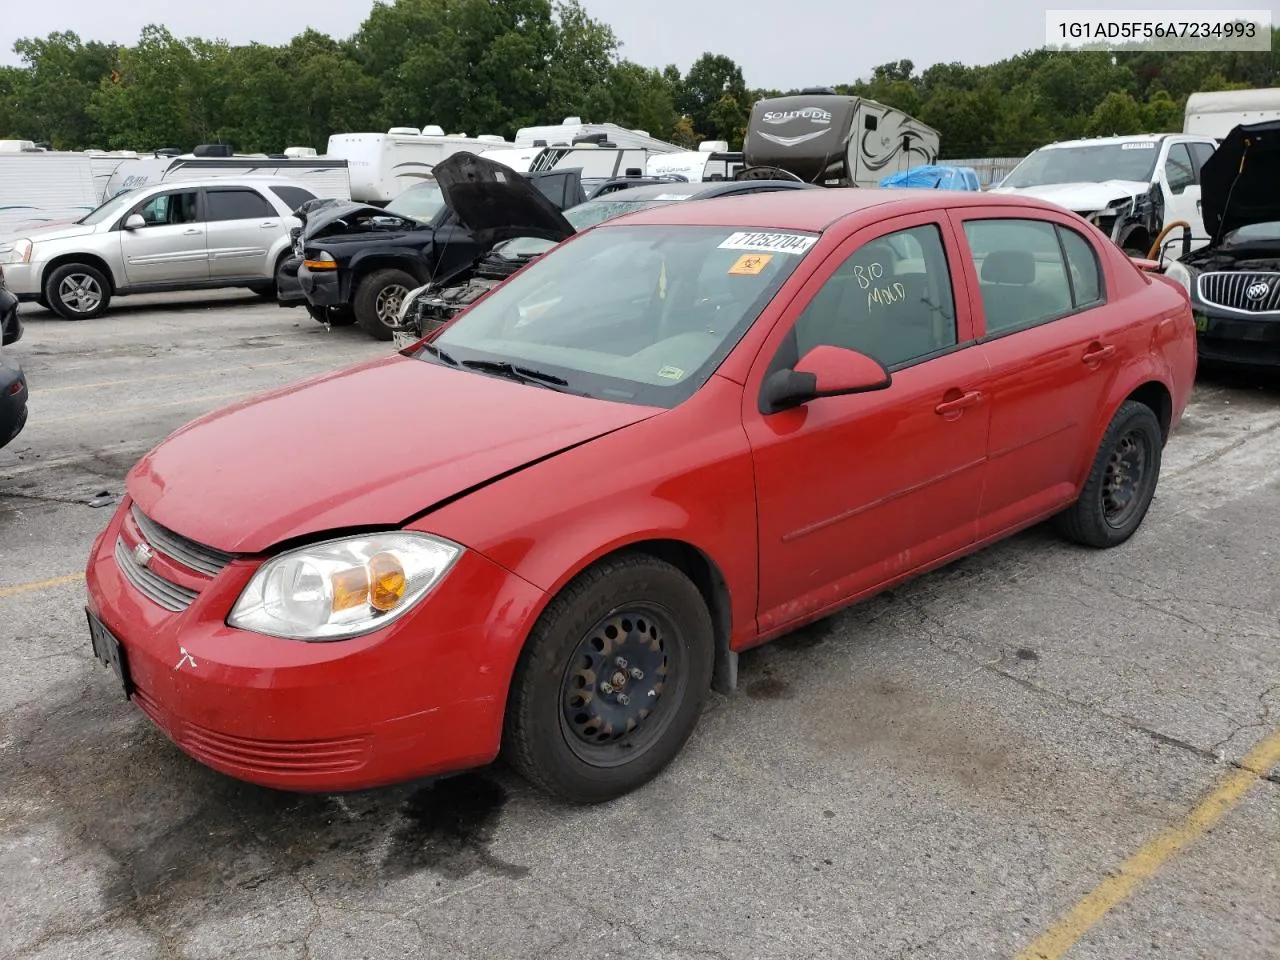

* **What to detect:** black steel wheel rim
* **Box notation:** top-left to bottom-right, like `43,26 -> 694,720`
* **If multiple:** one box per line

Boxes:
1101,427 -> 1150,528
558,602 -> 686,768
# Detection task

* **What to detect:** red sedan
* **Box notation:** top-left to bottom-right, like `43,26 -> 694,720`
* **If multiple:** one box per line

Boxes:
85,189 -> 1197,803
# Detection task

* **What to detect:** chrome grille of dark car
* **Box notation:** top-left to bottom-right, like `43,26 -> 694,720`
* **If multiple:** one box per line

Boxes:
114,537 -> 199,612
1198,271 -> 1280,313
131,505 -> 235,577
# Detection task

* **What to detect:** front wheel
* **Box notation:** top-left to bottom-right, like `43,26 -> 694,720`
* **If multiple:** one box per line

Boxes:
503,553 -> 715,804
44,263 -> 111,320
353,268 -> 416,341
306,304 -> 355,326
1054,400 -> 1163,548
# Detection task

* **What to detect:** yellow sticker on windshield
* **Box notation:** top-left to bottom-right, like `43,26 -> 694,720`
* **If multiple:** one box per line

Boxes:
657,365 -> 684,379
728,253 -> 773,276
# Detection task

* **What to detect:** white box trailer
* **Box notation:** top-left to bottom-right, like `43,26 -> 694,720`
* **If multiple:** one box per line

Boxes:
103,146 -> 352,202
326,126 -> 509,203
1184,88 -> 1280,139
0,141 -> 103,236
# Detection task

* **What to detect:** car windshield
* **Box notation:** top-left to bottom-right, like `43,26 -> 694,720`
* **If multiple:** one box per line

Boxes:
492,198 -> 677,259
78,189 -> 139,225
1225,221 -> 1280,244
385,181 -> 447,223
426,223 -> 818,408
1001,142 -> 1160,188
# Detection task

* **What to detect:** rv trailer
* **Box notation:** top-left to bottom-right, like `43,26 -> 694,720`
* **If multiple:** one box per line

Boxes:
646,141 -> 746,182
740,92 -> 940,187
0,141 -> 103,235
325,127 -> 508,204
103,144 -> 352,201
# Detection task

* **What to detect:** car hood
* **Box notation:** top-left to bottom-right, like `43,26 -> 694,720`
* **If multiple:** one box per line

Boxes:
4,222 -> 98,244
302,202 -> 421,239
990,180 -> 1148,212
433,151 -> 576,247
1201,120 -> 1280,240
126,355 -> 659,554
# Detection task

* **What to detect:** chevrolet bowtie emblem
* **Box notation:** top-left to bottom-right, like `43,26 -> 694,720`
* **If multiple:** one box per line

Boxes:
132,542 -> 154,568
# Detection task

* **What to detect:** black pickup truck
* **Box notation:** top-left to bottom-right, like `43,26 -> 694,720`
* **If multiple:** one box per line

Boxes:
290,153 -> 583,340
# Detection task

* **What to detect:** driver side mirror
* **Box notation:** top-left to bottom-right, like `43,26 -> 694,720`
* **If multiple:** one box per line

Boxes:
123,214 -> 145,230
762,344 -> 891,414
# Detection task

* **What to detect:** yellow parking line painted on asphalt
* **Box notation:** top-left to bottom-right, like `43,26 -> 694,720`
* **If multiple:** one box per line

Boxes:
0,572 -> 85,599
1014,727 -> 1280,960
36,358 -> 329,394
38,390 -> 258,425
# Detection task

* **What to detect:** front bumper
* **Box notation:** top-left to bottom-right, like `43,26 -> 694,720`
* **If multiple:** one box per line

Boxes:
297,264 -> 346,308
0,286 -> 22,345
84,498 -> 547,792
1,261 -> 41,299
0,350 -> 28,449
1193,305 -> 1280,367
276,257 -> 306,307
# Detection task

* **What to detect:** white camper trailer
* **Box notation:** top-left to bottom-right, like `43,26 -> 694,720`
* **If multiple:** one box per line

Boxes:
325,126 -> 509,203
0,141 -> 103,235
741,92 -> 940,187
476,146 -> 547,173
103,145 -> 352,202
1184,88 -> 1280,139
645,142 -> 745,182
514,117 -> 681,154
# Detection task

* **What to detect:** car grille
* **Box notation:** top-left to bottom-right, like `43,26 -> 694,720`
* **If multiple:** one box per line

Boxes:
115,537 -> 199,612
1198,271 -> 1280,313
131,505 -> 235,577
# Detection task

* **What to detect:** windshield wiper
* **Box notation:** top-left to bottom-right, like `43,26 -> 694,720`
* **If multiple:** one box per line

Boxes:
461,359 -> 569,389
419,343 -> 458,366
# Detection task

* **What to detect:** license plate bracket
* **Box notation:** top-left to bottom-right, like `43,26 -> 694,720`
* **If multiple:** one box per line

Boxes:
87,609 -> 132,699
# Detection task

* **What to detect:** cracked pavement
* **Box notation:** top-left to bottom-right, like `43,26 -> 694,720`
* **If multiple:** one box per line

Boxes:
2,292 -> 1278,959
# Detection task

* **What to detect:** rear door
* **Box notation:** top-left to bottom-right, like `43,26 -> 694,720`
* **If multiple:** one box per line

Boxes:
202,185 -> 281,279
949,208 -> 1126,538
117,188 -> 207,285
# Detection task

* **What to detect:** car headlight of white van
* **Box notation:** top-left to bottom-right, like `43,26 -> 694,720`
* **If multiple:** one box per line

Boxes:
398,284 -> 428,324
1163,261 -> 1193,295
0,239 -> 32,265
228,532 -> 462,640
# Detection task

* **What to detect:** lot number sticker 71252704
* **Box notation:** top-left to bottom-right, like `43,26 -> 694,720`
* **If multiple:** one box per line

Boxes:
718,232 -> 817,254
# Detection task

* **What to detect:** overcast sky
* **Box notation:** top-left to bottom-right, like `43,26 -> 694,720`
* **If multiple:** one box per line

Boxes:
1,1 -> 1276,90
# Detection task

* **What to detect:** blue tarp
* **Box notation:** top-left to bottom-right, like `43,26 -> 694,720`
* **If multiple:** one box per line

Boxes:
879,165 -> 981,190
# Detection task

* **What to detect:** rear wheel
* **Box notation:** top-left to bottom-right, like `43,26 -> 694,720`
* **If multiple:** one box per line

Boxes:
503,553 -> 715,804
354,268 -> 416,341
1054,400 -> 1162,548
44,263 -> 111,320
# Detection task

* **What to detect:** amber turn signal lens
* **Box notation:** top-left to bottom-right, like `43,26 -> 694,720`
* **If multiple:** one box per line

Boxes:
303,259 -> 338,270
331,567 -> 370,612
368,553 -> 407,611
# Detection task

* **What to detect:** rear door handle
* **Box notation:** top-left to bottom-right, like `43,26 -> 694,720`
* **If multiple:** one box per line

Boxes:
182,228 -> 200,236
260,221 -> 279,228
935,390 -> 982,415
1082,343 -> 1116,364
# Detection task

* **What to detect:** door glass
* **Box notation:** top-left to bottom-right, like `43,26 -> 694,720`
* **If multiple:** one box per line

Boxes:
1188,142 -> 1215,178
1165,144 -> 1195,193
788,224 -> 958,370
963,218 -> 1074,336
1056,226 -> 1104,307
134,191 -> 200,226
206,189 -> 276,221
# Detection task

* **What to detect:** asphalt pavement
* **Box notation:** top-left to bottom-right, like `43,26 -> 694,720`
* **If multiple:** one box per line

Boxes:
1,290 -> 1277,960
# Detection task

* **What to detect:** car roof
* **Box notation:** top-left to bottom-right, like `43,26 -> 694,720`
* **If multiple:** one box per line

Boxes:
1038,134 -> 1168,150
601,187 -> 1065,232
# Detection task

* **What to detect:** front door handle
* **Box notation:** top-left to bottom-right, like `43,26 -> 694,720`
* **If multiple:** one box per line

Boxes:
1082,343 -> 1116,364
260,221 -> 279,228
182,228 -> 200,236
935,390 -> 982,415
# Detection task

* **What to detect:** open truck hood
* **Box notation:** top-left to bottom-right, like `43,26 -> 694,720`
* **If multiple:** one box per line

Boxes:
1200,120 -> 1280,241
432,151 -> 577,247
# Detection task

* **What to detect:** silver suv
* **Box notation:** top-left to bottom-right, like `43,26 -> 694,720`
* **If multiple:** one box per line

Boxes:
0,177 -> 320,320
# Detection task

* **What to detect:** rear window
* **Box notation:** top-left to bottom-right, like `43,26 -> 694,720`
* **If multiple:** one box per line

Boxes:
270,185 -> 317,212
206,188 -> 275,221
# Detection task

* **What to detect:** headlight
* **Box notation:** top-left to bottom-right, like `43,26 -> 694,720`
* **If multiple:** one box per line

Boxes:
0,239 -> 32,265
398,284 -> 429,324
227,532 -> 461,640
1163,261 -> 1193,294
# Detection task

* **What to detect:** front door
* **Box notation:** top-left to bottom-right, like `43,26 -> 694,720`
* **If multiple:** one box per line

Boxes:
1161,141 -> 1205,248
202,186 -> 280,279
743,213 -> 993,636
950,210 -> 1124,538
118,188 -> 207,286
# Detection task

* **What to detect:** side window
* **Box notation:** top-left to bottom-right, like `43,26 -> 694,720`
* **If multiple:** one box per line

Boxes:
790,223 -> 958,371
963,218 -> 1074,337
1056,226 -> 1103,307
1188,142 -> 1215,177
133,191 -> 199,226
1165,143 -> 1196,193
205,188 -> 276,221
269,185 -> 317,213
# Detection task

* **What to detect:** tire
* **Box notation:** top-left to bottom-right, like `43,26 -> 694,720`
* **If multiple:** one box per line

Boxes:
44,263 -> 111,320
503,552 -> 715,804
1054,400 -> 1163,548
353,268 -> 416,341
306,304 -> 355,326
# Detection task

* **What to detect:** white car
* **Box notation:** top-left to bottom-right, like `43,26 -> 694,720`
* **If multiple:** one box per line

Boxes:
0,177 -> 320,319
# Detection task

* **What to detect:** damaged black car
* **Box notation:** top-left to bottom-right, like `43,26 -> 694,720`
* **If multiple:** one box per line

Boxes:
1163,120 -> 1280,368
294,152 -> 582,340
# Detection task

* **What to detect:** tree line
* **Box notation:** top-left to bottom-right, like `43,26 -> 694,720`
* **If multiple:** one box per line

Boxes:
1,0 -> 1277,160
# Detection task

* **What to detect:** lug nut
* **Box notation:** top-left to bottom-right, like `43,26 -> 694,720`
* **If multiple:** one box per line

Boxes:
615,657 -> 628,669
617,693 -> 630,706
601,681 -> 615,694
630,668 -> 644,680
